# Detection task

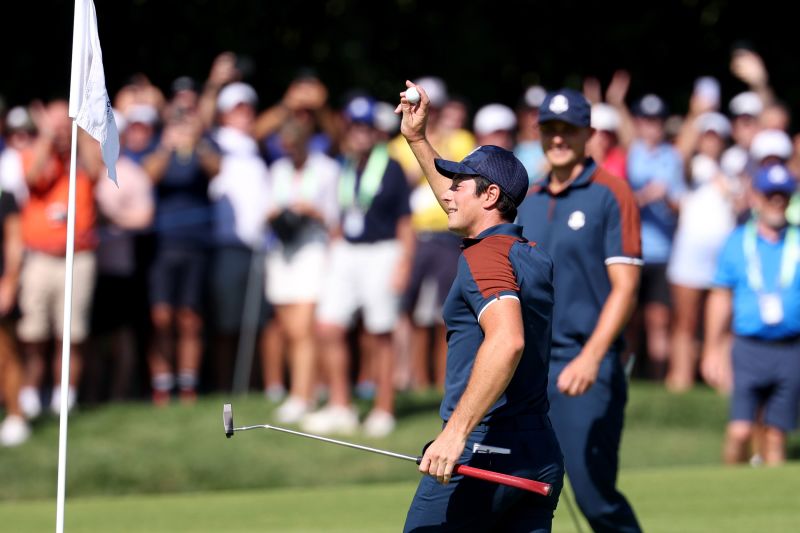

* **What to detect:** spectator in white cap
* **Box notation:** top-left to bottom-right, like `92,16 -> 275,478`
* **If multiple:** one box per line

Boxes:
85,112 -> 155,403
667,110 -> 740,391
207,81 -> 271,393
514,85 -> 549,184
750,129 -> 793,167
0,106 -> 35,206
473,103 -> 516,149
721,91 -> 764,181
587,102 -> 627,180
122,104 -> 159,164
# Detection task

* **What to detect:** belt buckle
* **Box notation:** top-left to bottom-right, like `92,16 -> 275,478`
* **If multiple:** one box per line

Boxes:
472,443 -> 511,455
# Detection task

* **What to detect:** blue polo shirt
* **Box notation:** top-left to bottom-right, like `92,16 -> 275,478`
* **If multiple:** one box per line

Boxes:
517,159 -> 642,359
713,224 -> 800,340
440,223 -> 554,423
626,140 -> 684,264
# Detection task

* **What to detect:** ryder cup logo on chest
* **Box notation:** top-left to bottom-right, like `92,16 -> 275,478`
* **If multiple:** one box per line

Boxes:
567,210 -> 586,230
549,95 -> 569,114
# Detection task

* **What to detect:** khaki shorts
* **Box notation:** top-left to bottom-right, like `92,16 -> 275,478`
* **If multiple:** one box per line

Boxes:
17,251 -> 96,343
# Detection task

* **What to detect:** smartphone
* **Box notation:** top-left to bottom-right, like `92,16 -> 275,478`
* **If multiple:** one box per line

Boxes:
694,76 -> 720,109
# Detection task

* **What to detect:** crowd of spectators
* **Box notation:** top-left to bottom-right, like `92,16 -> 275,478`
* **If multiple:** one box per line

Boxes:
1,47 -> 798,455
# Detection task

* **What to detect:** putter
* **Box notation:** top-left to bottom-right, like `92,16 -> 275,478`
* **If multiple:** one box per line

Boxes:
223,404 -> 552,496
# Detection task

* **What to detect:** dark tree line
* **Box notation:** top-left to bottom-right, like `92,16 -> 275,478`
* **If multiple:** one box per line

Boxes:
2,0 -> 798,128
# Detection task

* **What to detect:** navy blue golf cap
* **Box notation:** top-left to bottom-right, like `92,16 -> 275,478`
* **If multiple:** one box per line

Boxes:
434,145 -> 529,206
538,88 -> 591,128
632,94 -> 668,118
344,95 -> 376,126
753,164 -> 797,195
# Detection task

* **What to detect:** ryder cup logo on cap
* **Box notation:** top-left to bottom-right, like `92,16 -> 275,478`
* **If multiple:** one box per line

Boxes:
632,94 -> 668,118
538,89 -> 591,128
433,145 -> 529,206
549,95 -> 569,114
753,164 -> 797,195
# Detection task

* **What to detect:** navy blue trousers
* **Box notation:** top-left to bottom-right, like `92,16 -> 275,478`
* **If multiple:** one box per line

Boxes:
547,355 -> 642,533
403,417 -> 564,532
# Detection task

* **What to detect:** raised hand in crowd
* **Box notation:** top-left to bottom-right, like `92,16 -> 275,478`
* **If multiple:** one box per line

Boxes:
730,47 -> 774,106
199,52 -> 242,128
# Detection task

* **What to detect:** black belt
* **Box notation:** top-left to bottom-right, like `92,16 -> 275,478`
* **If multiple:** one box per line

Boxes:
739,334 -> 800,346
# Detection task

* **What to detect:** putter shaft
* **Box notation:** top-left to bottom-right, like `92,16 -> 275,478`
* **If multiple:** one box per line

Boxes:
233,424 -> 418,462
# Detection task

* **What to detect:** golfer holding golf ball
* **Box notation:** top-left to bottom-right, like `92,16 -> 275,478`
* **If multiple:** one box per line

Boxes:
397,81 -> 564,532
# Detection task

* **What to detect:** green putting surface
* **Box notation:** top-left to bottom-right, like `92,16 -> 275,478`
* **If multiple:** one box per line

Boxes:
2,464 -> 799,532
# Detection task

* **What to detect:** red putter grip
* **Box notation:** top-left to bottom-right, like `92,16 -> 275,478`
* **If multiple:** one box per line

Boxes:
453,464 -> 552,496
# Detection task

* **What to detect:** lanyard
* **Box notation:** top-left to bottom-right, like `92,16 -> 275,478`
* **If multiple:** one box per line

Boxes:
743,220 -> 800,292
272,158 -> 318,206
339,143 -> 389,210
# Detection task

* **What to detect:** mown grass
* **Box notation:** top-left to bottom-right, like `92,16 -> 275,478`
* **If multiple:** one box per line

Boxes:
1,381 -> 798,503
2,465 -> 799,532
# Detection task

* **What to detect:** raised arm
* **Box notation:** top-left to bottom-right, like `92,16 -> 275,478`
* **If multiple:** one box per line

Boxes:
396,80 -> 451,211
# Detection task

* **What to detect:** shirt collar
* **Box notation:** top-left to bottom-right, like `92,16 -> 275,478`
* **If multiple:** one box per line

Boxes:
461,223 -> 524,249
532,158 -> 597,196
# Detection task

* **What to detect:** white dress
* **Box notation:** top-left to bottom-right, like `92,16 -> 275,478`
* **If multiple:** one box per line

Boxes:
667,155 -> 736,289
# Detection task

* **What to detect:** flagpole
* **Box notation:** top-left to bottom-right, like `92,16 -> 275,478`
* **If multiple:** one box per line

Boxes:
55,120 -> 79,533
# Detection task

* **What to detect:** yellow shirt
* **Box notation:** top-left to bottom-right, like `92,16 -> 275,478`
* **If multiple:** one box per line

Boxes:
388,129 -> 476,232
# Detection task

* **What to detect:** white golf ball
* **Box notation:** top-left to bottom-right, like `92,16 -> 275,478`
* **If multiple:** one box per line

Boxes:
406,87 -> 420,104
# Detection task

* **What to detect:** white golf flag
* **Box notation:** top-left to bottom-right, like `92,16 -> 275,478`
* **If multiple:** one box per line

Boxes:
69,0 -> 119,183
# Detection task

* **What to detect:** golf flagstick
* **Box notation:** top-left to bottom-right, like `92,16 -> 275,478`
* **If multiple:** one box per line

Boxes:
223,404 -> 552,496
60,3 -> 119,531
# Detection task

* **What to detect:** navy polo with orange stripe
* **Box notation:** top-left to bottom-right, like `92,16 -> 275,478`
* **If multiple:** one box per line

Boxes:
439,223 -> 554,422
517,159 -> 642,359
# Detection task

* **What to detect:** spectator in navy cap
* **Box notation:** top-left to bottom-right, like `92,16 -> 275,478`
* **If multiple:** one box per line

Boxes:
304,93 -> 413,438
703,163 -> 800,466
626,92 -> 685,382
518,87 -> 644,532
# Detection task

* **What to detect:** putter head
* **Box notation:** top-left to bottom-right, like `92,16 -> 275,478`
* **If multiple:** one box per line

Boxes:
223,403 -> 234,438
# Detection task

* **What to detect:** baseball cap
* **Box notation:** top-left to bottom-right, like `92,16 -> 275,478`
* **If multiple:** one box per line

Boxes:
344,95 -> 377,126
217,82 -> 258,113
171,76 -> 198,95
695,112 -> 731,138
632,94 -> 668,118
473,104 -> 517,136
373,101 -> 400,134
729,91 -> 763,117
413,76 -> 448,108
750,129 -> 793,162
591,103 -> 620,132
5,106 -> 35,132
520,85 -> 547,109
434,145 -> 529,206
125,104 -> 159,127
538,88 -> 591,128
752,164 -> 797,195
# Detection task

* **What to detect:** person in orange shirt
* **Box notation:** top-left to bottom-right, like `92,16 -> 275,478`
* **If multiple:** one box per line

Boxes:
17,100 -> 98,418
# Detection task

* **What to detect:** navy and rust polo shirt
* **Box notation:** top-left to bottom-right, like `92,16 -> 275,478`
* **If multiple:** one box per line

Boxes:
440,223 -> 554,423
517,159 -> 642,360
